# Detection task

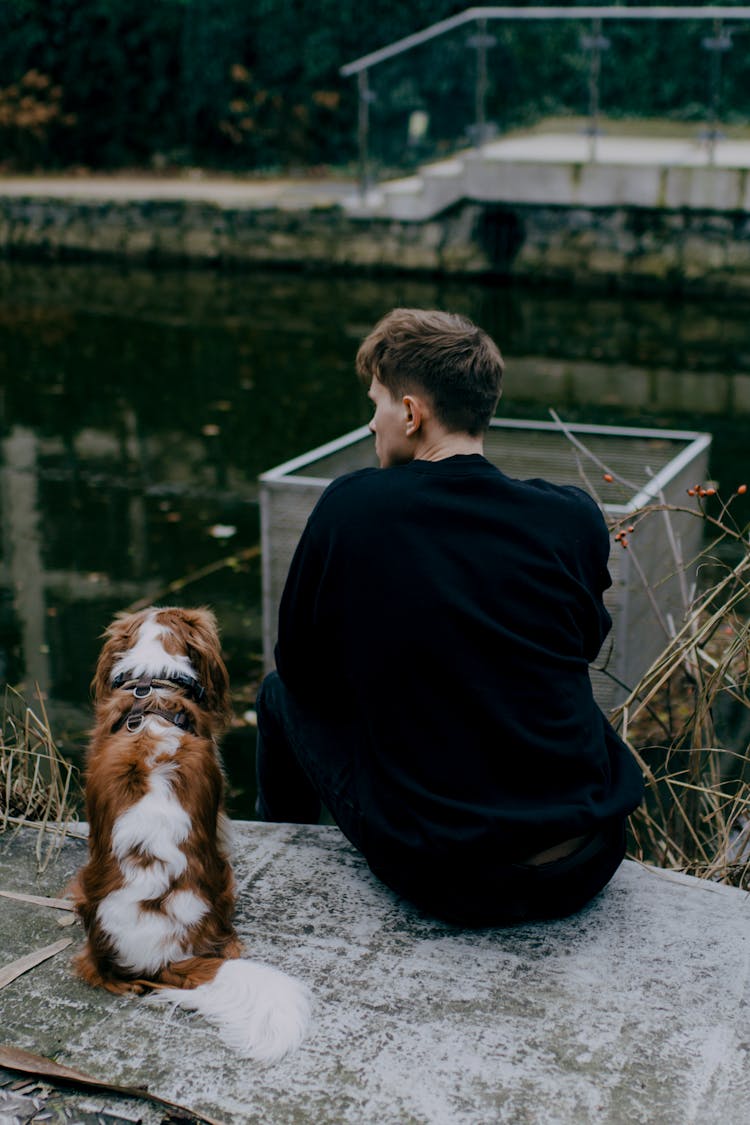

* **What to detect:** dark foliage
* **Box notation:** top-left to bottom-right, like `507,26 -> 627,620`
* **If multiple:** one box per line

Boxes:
0,1 -> 747,171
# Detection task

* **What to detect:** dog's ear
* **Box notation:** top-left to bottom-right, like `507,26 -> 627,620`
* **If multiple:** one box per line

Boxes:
172,607 -> 233,725
90,610 -> 146,702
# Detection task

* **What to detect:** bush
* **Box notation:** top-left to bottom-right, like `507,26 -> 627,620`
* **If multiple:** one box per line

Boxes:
0,70 -> 76,170
1,2 -> 746,172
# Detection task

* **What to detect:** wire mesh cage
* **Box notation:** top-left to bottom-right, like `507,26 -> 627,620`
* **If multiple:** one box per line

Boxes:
260,419 -> 711,714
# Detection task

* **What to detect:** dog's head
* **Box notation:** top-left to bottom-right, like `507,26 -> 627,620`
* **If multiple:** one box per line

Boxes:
92,605 -> 232,725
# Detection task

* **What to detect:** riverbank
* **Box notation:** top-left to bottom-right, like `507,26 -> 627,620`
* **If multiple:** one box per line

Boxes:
1,156 -> 750,294
1,821 -> 749,1123
0,174 -> 498,278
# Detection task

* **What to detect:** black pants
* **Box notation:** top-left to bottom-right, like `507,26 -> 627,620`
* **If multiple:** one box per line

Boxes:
255,671 -> 627,927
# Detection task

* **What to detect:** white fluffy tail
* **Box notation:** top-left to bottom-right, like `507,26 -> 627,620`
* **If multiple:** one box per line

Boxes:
148,959 -> 311,1062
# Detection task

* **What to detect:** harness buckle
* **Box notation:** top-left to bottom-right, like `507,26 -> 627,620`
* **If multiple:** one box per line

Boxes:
133,683 -> 152,699
126,714 -> 145,733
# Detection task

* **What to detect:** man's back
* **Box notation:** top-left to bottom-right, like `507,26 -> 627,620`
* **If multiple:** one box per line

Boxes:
258,306 -> 643,925
276,453 -> 643,867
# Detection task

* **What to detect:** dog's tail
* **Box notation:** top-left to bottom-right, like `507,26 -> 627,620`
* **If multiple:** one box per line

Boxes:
146,957 -> 311,1063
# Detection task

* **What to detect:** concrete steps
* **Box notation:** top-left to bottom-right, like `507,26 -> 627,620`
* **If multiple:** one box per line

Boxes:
344,157 -> 466,221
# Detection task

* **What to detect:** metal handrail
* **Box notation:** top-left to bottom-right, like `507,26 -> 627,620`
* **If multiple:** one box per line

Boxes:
341,7 -> 750,75
341,6 -> 750,196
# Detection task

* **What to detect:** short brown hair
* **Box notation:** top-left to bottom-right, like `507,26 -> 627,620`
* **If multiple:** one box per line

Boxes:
356,308 -> 503,436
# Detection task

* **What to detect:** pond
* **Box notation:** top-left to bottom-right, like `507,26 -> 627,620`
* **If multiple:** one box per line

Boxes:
2,260 -> 749,816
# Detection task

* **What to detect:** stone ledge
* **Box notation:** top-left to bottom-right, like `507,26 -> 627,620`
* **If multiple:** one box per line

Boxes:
2,184 -> 750,293
0,822 -> 748,1124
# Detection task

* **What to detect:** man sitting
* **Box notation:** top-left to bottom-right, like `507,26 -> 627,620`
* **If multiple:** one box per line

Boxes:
256,308 -> 643,926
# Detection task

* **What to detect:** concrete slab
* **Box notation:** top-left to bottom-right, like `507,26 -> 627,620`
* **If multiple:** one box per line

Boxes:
664,166 -> 746,211
1,822 -> 749,1125
344,133 -> 750,220
466,159 -> 585,207
479,135 -> 750,169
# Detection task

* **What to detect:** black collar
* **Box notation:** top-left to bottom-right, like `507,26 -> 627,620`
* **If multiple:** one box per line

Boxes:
111,670 -> 205,704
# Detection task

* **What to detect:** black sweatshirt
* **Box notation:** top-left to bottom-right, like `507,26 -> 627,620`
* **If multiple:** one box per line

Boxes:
275,454 -> 644,868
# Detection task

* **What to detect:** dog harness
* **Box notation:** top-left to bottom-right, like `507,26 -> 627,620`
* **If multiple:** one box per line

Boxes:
111,671 -> 205,734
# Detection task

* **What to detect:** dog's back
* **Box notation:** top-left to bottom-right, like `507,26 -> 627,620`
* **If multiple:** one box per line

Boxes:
73,712 -> 239,989
73,606 -> 310,1061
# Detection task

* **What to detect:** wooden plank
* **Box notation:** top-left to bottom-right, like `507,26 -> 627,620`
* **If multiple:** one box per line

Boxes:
0,939 -> 73,990
0,1046 -> 228,1125
0,889 -> 75,911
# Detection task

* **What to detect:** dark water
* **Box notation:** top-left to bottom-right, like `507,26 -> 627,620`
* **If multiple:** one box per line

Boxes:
2,261 -> 749,815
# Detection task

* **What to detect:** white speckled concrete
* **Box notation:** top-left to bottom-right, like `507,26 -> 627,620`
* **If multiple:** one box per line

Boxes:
1,822 -> 749,1125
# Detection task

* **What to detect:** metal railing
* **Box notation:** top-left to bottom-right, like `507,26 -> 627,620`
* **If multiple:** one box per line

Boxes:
341,6 -> 750,195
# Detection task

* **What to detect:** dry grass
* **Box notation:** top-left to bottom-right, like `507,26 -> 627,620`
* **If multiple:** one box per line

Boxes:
0,685 -> 81,871
615,542 -> 750,890
553,412 -> 750,890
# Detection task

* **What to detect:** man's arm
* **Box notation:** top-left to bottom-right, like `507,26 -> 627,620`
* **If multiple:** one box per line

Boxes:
589,510 -> 615,663
569,487 -> 615,663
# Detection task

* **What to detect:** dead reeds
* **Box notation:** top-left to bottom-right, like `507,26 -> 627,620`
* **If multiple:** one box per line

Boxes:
613,528 -> 750,890
556,409 -> 750,890
0,685 -> 80,871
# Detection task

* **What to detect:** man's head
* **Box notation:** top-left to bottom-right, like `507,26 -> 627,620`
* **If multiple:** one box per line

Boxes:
356,308 -> 504,467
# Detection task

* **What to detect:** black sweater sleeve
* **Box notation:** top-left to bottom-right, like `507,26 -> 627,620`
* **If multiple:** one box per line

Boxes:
567,485 -> 615,662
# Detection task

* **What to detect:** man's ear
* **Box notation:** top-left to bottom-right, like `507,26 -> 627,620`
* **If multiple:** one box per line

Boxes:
402,393 -> 426,437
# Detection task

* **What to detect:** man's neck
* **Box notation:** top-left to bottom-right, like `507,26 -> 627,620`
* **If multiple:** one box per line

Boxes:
412,432 -> 485,462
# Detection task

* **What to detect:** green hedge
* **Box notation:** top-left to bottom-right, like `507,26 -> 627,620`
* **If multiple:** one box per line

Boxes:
0,1 -> 748,171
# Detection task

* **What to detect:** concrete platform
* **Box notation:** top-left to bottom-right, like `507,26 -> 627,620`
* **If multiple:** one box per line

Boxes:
1,822 -> 749,1124
344,133 -> 750,220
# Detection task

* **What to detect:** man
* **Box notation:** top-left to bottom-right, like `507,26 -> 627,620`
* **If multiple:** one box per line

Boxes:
256,308 -> 643,926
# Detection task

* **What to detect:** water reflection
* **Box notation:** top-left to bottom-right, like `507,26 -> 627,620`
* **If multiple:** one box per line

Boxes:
1,261 -> 749,816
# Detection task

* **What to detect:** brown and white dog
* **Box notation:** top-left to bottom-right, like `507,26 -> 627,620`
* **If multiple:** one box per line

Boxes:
72,605 -> 310,1062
